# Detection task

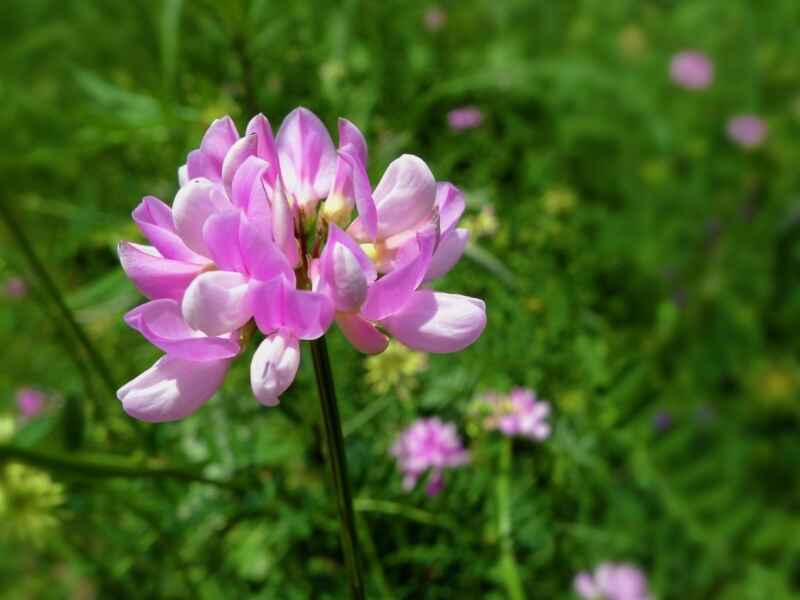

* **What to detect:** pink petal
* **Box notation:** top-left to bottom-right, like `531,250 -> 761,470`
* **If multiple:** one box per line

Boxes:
435,182 -> 465,234
343,152 -> 377,240
336,312 -> 389,354
319,224 -> 374,311
221,133 -> 258,196
271,185 -> 300,268
574,573 -> 599,599
231,155 -> 272,222
178,164 -> 189,187
338,118 -> 368,166
372,154 -> 436,239
118,355 -> 229,422
181,271 -> 253,336
202,210 -> 247,274
250,330 -> 300,406
381,291 -> 486,353
252,277 -> 333,339
238,216 -> 295,283
360,229 -> 436,321
245,113 -> 280,189
200,116 -> 239,167
424,228 -> 469,282
172,178 -> 231,256
118,242 -> 204,301
132,196 -> 208,263
124,299 -> 239,360
186,149 -> 219,181
276,107 -> 337,208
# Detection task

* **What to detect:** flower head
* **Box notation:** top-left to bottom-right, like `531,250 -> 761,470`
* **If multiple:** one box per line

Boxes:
423,6 -> 447,32
447,106 -> 483,131
16,387 -> 46,419
669,51 -> 713,90
391,418 -> 469,496
3,277 -> 27,299
726,115 -> 767,149
118,109 -> 486,421
574,563 -> 652,600
481,388 -> 551,440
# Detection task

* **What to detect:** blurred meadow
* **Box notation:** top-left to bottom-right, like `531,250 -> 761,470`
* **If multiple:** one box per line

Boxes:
2,0 -> 800,598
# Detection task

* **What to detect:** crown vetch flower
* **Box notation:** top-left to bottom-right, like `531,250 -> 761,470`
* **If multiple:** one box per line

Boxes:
726,114 -> 767,149
482,388 -> 551,440
391,418 -> 469,496
574,563 -> 653,600
669,50 -> 713,90
16,387 -> 47,418
117,108 -> 486,421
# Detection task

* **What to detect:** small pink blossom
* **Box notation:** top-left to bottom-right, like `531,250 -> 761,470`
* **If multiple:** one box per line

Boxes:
447,106 -> 483,131
726,115 -> 767,149
3,277 -> 27,298
118,109 -> 486,422
391,418 -> 469,496
574,563 -> 652,600
482,388 -> 551,441
669,51 -> 713,90
16,387 -> 46,418
423,6 -> 447,32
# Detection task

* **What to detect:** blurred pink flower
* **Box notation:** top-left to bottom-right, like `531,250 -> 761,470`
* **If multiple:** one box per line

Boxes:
482,388 -> 551,441
574,563 -> 652,600
726,115 -> 767,149
391,418 -> 470,496
669,51 -> 713,90
4,277 -> 27,298
16,387 -> 46,418
447,106 -> 483,131
423,6 -> 447,32
118,109 -> 486,421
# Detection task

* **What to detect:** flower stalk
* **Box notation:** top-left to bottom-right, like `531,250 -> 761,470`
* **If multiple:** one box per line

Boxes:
497,437 -> 526,600
309,335 -> 365,599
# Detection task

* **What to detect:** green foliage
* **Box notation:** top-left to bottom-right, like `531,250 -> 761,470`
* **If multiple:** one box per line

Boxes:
2,0 -> 800,597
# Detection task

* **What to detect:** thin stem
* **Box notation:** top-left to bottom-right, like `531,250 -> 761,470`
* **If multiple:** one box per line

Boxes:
309,335 -> 365,600
498,437 -> 526,600
0,444 -> 240,491
0,202 -> 118,404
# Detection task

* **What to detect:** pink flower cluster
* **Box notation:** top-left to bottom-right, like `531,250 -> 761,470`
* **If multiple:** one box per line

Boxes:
117,108 -> 486,422
447,106 -> 483,131
3,277 -> 27,299
726,114 -> 767,149
669,50 -> 713,90
391,417 -> 469,496
574,563 -> 652,600
16,387 -> 46,418
482,388 -> 551,441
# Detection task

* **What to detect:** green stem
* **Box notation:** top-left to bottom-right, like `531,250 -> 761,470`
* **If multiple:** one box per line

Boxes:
308,335 -> 365,600
0,444 -> 240,491
498,437 -> 526,600
0,202 -> 118,403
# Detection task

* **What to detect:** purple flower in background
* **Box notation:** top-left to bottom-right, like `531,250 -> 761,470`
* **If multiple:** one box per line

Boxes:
3,277 -> 27,298
483,388 -> 551,441
652,411 -> 672,433
16,387 -> 46,418
727,115 -> 767,149
669,51 -> 713,90
423,6 -> 447,32
574,563 -> 653,600
391,418 -> 470,496
447,106 -> 483,131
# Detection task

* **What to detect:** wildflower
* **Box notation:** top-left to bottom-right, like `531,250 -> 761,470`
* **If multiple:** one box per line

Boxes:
447,106 -> 483,131
0,463 -> 65,547
652,410 -> 672,432
423,6 -> 447,32
669,51 -> 713,90
391,418 -> 469,496
118,109 -> 486,421
3,277 -> 27,298
481,388 -> 551,441
727,115 -> 767,149
574,563 -> 653,600
16,387 -> 46,419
